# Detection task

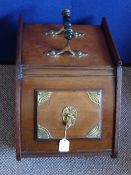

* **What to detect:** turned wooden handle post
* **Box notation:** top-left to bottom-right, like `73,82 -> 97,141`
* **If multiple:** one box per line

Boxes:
62,9 -> 74,40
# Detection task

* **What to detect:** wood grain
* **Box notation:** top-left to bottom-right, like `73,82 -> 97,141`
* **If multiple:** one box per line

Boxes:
15,16 -> 121,159
15,15 -> 23,161
22,24 -> 113,67
36,90 -> 101,139
21,76 -> 115,152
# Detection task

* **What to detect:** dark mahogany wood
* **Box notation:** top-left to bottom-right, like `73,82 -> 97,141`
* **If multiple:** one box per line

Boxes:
16,15 -> 23,65
21,150 -> 111,158
21,76 -> 115,153
22,24 -> 114,67
101,17 -> 122,66
112,65 -> 122,158
16,16 -> 122,160
15,15 -> 23,160
101,17 -> 122,157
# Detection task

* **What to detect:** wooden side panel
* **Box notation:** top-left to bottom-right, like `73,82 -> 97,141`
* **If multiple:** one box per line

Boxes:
101,17 -> 122,66
15,16 -> 23,160
16,16 -> 23,65
112,66 -> 122,157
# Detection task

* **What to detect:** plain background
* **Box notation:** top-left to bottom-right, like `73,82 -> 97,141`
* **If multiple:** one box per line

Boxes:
0,0 -> 131,64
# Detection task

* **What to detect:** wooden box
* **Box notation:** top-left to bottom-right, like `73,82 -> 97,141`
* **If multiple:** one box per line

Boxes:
16,16 -> 122,160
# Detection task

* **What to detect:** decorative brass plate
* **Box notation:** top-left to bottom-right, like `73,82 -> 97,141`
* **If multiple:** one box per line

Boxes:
36,90 -> 102,139
86,124 -> 101,138
37,124 -> 52,139
37,91 -> 53,106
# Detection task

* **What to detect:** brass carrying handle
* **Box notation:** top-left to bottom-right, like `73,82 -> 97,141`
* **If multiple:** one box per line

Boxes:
43,9 -> 88,57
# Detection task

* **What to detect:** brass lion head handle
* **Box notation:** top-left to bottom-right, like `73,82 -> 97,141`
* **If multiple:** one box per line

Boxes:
62,106 -> 77,138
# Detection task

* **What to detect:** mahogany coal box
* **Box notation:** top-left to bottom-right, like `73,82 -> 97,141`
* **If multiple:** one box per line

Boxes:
15,15 -> 122,160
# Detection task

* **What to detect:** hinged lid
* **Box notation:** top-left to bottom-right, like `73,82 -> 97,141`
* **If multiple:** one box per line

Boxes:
16,16 -> 122,70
